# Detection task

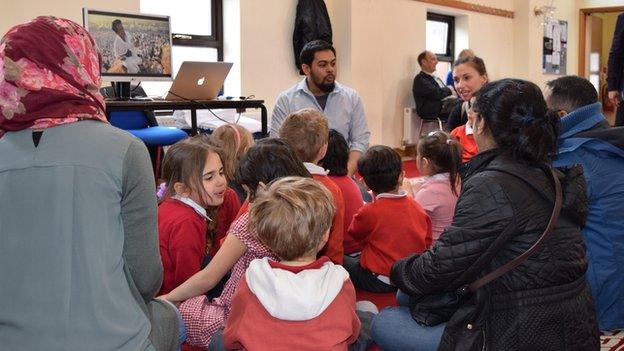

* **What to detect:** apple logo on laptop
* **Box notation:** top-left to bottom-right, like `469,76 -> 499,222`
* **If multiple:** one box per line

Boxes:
197,77 -> 205,86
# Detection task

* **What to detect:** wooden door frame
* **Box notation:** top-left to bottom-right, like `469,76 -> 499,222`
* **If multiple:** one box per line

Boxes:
579,6 -> 624,77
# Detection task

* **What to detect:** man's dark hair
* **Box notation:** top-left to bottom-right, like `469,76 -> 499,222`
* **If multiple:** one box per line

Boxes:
417,51 -> 428,67
112,19 -> 122,32
546,76 -> 598,112
357,145 -> 402,194
299,40 -> 336,68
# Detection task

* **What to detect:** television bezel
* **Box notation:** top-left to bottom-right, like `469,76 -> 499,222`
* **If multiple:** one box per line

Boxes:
82,8 -> 174,82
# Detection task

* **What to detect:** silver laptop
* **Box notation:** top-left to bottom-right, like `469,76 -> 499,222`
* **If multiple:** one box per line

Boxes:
165,61 -> 233,101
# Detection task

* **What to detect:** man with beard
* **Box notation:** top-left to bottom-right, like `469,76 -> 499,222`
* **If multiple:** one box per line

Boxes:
271,40 -> 370,176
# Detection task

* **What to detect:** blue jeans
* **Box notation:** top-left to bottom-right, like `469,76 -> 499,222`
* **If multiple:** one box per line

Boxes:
371,293 -> 445,351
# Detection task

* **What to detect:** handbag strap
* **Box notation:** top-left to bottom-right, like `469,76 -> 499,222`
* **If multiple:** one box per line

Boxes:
460,167 -> 563,294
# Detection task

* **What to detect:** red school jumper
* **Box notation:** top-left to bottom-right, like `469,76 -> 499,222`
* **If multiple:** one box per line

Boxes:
158,188 -> 240,295
348,193 -> 432,276
328,175 -> 365,254
158,198 -> 208,295
313,174 -> 346,265
451,124 -> 478,163
210,187 -> 242,256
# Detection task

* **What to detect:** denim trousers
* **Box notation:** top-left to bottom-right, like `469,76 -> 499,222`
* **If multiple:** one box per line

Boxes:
371,291 -> 445,351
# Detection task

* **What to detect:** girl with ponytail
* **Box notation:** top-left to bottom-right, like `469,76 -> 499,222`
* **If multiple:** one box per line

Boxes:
404,131 -> 462,240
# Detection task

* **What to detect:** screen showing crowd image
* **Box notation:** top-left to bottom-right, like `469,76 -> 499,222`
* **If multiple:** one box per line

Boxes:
83,9 -> 172,79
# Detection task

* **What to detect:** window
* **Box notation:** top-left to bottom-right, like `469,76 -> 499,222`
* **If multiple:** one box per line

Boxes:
426,13 -> 454,63
139,0 -> 223,95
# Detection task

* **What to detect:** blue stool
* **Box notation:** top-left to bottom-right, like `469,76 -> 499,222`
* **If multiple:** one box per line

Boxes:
109,110 -> 188,180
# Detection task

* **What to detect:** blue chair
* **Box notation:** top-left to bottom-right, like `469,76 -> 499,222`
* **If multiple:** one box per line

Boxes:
102,86 -> 188,180
109,110 -> 188,181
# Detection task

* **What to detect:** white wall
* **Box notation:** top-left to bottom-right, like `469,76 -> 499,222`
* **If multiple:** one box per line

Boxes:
238,0 -> 301,114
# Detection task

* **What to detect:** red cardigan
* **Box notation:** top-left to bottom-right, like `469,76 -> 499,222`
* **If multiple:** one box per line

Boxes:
157,198 -> 208,295
348,195 -> 432,276
224,258 -> 360,351
451,124 -> 478,163
158,188 -> 240,295
210,187 -> 242,256
314,175 -> 345,264
328,175 -> 365,254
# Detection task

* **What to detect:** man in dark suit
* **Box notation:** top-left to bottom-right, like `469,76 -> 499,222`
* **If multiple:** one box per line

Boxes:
608,12 -> 624,126
412,50 -> 453,120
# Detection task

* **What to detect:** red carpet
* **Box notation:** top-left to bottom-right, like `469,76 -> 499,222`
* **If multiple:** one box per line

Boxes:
402,159 -> 421,179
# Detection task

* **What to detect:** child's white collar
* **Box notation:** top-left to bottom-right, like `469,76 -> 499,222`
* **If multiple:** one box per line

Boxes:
375,190 -> 408,200
304,162 -> 329,176
172,195 -> 212,221
465,120 -> 474,135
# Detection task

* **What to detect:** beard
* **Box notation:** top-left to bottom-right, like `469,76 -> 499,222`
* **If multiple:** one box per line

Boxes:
310,72 -> 336,93
317,81 -> 335,93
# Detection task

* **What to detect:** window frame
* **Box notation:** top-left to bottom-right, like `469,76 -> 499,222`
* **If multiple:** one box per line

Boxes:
171,0 -> 223,60
426,12 -> 455,63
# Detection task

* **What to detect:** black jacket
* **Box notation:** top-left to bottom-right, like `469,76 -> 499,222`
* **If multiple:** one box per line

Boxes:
292,0 -> 332,73
446,99 -> 467,131
392,150 -> 600,350
413,71 -> 452,119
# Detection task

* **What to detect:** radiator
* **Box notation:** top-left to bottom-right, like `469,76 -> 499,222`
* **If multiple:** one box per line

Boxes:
403,107 -> 418,145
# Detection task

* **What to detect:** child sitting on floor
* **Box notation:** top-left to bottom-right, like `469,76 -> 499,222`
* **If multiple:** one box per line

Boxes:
223,177 -> 361,350
157,140 -> 228,296
279,108 -> 346,264
405,131 -> 461,240
345,145 -> 433,293
319,129 -> 365,255
210,124 -> 254,203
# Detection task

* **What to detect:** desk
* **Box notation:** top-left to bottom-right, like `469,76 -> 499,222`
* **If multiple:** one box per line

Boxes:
105,99 -> 268,136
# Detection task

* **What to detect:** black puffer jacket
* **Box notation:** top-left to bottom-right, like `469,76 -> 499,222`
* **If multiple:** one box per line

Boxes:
391,150 -> 600,351
292,0 -> 332,73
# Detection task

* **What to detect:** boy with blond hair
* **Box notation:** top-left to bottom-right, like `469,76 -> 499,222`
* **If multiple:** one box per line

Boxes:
223,177 -> 360,350
279,108 -> 345,264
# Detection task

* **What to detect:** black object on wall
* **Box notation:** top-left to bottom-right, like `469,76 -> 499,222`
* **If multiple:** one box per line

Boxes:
293,0 -> 333,75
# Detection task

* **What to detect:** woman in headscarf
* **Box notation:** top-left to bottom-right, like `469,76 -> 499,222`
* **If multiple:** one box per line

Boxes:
0,17 -> 181,350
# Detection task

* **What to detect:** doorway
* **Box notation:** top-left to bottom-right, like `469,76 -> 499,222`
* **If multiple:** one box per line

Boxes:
579,6 -> 624,125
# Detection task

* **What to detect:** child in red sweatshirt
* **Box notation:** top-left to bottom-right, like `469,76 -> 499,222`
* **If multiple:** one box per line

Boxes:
279,108 -> 345,264
345,145 -> 433,293
157,141 -> 229,296
224,177 -> 360,350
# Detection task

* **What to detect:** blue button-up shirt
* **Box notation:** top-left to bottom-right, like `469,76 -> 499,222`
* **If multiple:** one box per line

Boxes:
270,78 -> 370,153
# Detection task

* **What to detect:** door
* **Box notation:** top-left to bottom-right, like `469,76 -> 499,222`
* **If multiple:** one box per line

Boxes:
586,14 -> 603,99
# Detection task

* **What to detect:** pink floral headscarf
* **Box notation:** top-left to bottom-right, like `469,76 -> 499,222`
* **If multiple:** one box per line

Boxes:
0,16 -> 107,136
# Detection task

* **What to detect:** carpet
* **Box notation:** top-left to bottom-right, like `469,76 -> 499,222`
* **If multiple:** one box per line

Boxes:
402,159 -> 420,179
602,330 -> 624,351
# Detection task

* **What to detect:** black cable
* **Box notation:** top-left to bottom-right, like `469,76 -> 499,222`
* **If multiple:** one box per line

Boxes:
167,90 -> 240,126
130,81 -> 142,95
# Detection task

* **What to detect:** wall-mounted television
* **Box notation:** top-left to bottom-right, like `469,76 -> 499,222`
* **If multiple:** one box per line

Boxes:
82,8 -> 173,83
